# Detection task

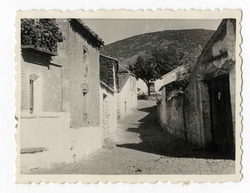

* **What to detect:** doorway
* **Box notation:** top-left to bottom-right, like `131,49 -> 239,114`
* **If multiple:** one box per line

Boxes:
208,74 -> 234,153
103,94 -> 109,142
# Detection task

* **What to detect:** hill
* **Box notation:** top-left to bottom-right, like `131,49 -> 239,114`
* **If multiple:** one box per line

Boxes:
101,29 -> 215,69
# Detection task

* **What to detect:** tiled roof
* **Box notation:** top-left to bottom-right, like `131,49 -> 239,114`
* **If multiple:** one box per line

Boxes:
100,81 -> 115,93
117,73 -> 130,92
117,64 -> 132,92
71,19 -> 105,46
100,54 -> 118,62
100,54 -> 118,90
196,19 -> 234,64
118,64 -> 131,73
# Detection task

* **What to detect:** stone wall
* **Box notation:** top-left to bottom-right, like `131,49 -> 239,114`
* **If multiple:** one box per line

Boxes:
157,87 -> 186,141
53,19 -> 101,128
184,72 -> 207,146
100,85 -> 117,143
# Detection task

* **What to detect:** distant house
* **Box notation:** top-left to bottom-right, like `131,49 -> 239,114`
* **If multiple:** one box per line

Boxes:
20,19 -> 105,170
136,78 -> 147,96
157,19 -> 236,153
137,79 -> 162,96
117,65 -> 137,120
99,54 -> 118,143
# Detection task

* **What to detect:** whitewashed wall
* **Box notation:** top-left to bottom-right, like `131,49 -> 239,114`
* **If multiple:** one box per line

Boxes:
117,76 -> 137,119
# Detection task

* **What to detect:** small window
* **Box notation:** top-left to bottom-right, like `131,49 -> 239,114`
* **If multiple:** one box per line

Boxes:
83,46 -> 88,54
29,79 -> 34,113
29,74 -> 39,113
83,46 -> 89,77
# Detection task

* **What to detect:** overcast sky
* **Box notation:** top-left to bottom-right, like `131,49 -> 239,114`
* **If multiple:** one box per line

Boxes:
82,19 -> 222,45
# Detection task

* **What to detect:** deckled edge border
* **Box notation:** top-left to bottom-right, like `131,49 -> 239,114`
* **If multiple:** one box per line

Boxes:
14,9 -> 243,184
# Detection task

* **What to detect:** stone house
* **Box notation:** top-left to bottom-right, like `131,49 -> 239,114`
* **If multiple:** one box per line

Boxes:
117,65 -> 138,120
184,19 -> 236,152
20,19 -> 105,171
157,19 -> 236,153
99,54 -> 118,143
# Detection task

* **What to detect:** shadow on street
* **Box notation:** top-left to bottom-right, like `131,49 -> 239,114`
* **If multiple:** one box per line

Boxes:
117,99 -> 235,160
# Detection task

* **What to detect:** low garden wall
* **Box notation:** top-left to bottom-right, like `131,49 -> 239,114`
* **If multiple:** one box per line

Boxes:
20,112 -> 103,172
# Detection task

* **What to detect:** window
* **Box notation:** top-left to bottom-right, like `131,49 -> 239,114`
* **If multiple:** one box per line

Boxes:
29,74 -> 39,113
83,46 -> 89,77
29,79 -> 34,113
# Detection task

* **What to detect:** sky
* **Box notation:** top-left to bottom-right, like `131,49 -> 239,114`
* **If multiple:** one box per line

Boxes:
82,19 -> 222,45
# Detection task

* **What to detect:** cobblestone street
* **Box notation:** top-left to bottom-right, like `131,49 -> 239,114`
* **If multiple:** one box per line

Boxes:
32,100 -> 235,175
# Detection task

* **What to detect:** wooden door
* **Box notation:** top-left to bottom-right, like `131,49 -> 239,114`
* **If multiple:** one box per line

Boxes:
208,75 -> 234,153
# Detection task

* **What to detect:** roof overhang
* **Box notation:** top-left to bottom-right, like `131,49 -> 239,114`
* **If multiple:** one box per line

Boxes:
100,81 -> 115,93
70,19 -> 104,47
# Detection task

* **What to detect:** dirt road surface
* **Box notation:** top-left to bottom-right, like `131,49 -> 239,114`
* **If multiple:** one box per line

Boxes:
31,100 -> 235,174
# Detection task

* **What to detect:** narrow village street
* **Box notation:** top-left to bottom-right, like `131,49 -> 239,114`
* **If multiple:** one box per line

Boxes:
32,100 -> 235,175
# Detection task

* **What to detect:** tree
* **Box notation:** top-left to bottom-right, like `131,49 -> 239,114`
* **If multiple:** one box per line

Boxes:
129,48 -> 185,96
129,56 -> 158,96
150,47 -> 184,76
21,19 -> 63,53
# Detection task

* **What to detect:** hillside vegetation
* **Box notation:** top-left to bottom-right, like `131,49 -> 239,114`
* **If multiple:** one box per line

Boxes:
101,29 -> 215,68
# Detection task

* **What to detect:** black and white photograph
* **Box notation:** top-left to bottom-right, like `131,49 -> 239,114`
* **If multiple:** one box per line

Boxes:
15,10 -> 242,182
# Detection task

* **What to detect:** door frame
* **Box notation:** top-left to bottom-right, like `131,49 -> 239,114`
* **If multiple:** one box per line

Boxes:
207,74 -> 234,153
